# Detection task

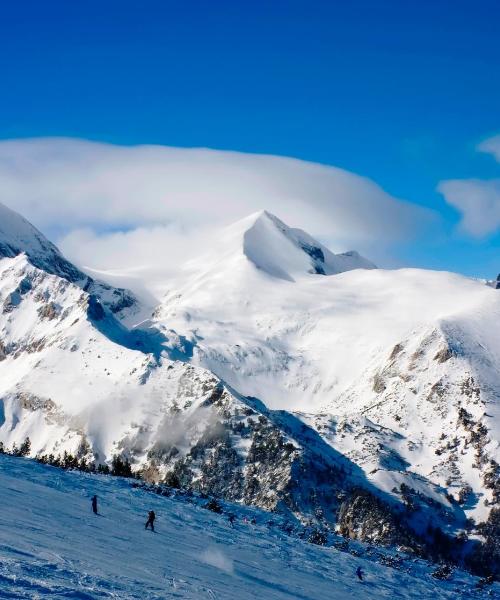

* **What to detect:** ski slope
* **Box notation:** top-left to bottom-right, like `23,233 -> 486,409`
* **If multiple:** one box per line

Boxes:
0,455 -> 492,599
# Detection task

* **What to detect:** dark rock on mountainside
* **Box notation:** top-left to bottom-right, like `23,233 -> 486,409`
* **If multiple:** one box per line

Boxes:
337,488 -> 417,551
86,295 -> 105,321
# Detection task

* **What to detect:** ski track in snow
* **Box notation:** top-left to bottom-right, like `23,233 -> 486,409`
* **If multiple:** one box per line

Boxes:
0,456 -> 494,600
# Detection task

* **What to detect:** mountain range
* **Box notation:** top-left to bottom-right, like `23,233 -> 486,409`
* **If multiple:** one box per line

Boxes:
0,201 -> 498,576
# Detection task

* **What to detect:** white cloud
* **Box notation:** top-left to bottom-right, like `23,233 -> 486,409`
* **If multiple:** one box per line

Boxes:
0,138 -> 433,291
438,179 -> 500,237
438,134 -> 500,237
59,224 -> 215,299
478,134 -> 500,162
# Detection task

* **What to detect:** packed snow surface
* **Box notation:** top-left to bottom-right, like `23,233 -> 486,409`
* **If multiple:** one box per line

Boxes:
0,454 -> 492,599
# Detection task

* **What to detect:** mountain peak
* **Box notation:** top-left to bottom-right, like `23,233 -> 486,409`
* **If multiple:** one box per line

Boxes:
226,209 -> 376,281
0,201 -> 84,281
0,202 -> 138,320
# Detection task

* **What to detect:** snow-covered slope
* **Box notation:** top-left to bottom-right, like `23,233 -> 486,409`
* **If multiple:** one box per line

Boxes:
155,211 -> 499,415
0,454 -> 493,599
0,202 -> 65,269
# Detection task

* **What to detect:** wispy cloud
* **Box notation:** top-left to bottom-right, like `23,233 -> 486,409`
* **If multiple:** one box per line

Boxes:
438,178 -> 500,237
438,134 -> 500,237
478,134 -> 500,162
0,138 -> 434,290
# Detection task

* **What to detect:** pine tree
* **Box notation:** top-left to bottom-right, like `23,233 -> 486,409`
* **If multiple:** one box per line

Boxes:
78,457 -> 89,472
61,450 -> 79,470
164,471 -> 181,489
205,498 -> 223,513
111,455 -> 133,477
308,529 -> 328,546
18,437 -> 31,457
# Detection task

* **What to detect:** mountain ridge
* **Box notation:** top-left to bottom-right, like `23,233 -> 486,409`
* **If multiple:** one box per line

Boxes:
0,201 -> 139,322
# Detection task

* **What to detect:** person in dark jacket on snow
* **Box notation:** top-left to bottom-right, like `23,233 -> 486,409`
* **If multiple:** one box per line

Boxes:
91,495 -> 98,515
145,510 -> 156,531
356,566 -> 364,581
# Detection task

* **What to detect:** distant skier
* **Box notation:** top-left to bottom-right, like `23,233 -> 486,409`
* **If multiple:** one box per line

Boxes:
228,514 -> 235,528
145,510 -> 156,531
356,566 -> 364,582
91,495 -> 98,515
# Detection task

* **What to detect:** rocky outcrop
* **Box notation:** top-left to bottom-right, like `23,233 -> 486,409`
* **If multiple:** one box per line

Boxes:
37,301 -> 59,320
337,488 -> 416,550
136,388 -> 302,514
86,295 -> 105,321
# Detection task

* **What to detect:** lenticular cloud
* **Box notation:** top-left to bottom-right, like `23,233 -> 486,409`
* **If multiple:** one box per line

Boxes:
0,137 -> 432,280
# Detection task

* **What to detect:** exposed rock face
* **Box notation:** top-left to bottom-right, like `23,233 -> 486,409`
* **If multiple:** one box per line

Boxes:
38,301 -> 59,320
372,372 -> 386,393
337,488 -> 415,550
434,345 -> 454,363
86,295 -> 105,321
129,385 -> 346,521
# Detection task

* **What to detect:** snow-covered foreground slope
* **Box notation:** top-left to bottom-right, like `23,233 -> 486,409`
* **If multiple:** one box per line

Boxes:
0,454 -> 493,600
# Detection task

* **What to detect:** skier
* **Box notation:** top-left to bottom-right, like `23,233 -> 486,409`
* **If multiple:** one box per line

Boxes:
228,514 -> 236,528
145,510 -> 156,531
91,495 -> 98,515
356,566 -> 364,582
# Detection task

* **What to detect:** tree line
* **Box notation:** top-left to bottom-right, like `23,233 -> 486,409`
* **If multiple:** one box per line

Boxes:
0,437 -> 134,478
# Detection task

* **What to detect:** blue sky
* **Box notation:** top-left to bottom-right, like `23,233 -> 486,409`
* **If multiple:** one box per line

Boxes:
0,1 -> 499,277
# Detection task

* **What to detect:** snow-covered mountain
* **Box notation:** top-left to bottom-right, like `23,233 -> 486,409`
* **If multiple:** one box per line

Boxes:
0,202 -> 499,577
0,202 -> 139,322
